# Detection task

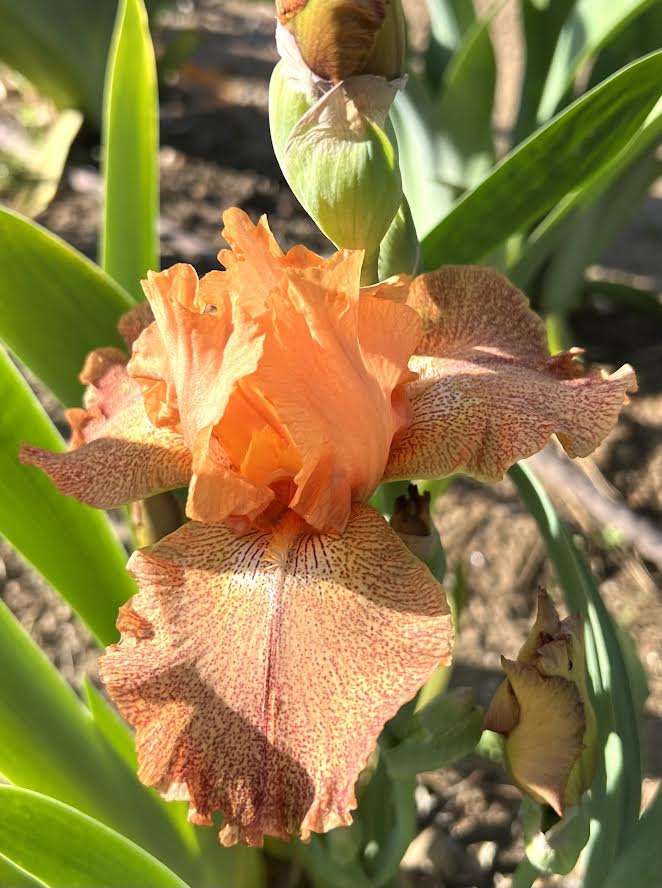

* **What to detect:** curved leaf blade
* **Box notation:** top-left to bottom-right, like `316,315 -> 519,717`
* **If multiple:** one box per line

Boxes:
0,853 -> 48,888
509,462 -> 641,884
421,51 -> 662,267
603,788 -> 662,888
101,0 -> 159,296
514,0 -> 575,142
436,2 -> 498,190
0,207 -> 132,406
0,601 -> 200,884
0,347 -> 133,645
538,0 -> 658,121
0,787 -> 189,888
509,104 -> 662,291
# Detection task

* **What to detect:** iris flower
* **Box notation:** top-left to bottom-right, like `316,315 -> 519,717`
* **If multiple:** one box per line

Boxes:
22,209 -> 635,846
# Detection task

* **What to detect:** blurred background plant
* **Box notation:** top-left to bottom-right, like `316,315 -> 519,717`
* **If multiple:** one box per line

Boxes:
0,1 -> 661,887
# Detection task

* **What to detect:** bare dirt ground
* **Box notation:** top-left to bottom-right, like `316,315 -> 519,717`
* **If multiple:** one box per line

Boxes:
1,2 -> 661,886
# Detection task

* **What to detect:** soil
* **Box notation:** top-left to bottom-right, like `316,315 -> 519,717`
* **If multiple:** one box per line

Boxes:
1,2 -> 661,887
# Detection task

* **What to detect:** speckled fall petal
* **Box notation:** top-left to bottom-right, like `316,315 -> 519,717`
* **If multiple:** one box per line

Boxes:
384,266 -> 637,482
99,502 -> 452,845
20,346 -> 191,508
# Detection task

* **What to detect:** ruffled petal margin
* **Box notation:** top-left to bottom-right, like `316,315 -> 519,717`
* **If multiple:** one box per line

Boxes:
21,347 -> 191,508
99,502 -> 452,846
385,266 -> 637,482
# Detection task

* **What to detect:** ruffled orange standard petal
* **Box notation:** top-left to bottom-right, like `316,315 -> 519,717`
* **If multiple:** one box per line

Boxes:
214,250 -> 421,533
130,210 -> 421,532
21,347 -> 191,508
128,262 -> 269,524
384,266 -> 637,482
99,502 -> 452,846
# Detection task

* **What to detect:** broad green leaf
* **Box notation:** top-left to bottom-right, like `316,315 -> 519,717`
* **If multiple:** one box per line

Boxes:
391,83 -> 455,237
538,0 -> 658,122
539,143 -> 659,315
436,6 -> 497,189
421,51 -> 662,268
513,0 -> 575,142
581,278 -> 662,320
509,102 -> 662,290
509,463 -> 641,884
101,0 -> 159,297
0,787 -> 189,888
0,601 -> 200,884
385,689 -> 482,778
0,347 -> 133,644
0,206 -> 132,406
603,788 -> 662,888
0,854 -> 48,888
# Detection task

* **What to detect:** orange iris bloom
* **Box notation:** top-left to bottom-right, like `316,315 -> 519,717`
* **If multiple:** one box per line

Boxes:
22,209 -> 635,846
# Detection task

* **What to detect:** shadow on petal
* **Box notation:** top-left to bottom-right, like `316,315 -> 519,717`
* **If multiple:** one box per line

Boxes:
385,266 -> 636,482
122,660 -> 316,846
99,503 -> 452,845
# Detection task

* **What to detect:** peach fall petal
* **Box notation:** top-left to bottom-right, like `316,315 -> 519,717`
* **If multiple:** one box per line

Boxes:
21,347 -> 191,508
99,502 -> 452,846
385,266 -> 637,482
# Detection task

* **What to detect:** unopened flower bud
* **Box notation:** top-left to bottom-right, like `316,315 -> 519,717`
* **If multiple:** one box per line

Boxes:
270,64 -> 402,268
484,590 -> 597,816
275,0 -> 405,82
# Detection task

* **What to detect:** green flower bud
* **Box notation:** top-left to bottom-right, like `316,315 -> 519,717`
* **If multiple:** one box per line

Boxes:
377,199 -> 419,278
270,64 -> 403,270
275,0 -> 405,82
484,591 -> 597,816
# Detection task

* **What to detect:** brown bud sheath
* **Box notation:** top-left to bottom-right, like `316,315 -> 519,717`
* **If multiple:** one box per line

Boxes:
276,0 -> 404,81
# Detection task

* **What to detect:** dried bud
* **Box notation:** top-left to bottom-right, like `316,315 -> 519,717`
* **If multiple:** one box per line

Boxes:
484,591 -> 597,816
276,0 -> 405,82
390,483 -> 443,570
